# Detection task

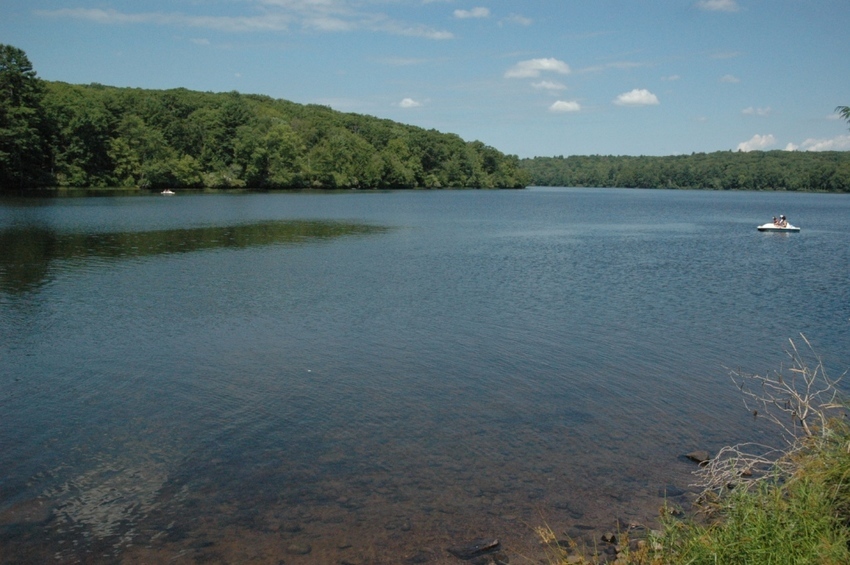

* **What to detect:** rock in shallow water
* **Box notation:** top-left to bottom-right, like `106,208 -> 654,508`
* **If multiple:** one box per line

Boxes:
658,484 -> 685,497
447,538 -> 500,560
685,450 -> 711,464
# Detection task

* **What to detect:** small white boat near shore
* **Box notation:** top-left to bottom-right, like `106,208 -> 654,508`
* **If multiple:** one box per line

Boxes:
757,222 -> 800,232
161,189 -> 175,195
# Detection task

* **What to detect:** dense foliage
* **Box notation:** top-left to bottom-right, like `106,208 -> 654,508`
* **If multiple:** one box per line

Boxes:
6,43 -> 848,193
0,45 -> 528,191
0,45 -> 51,189
521,151 -> 850,192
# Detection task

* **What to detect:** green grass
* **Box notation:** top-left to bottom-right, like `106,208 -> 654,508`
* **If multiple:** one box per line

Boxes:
628,421 -> 850,565
655,468 -> 850,564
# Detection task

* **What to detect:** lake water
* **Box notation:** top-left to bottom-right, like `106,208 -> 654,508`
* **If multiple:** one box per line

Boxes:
1,187 -> 849,564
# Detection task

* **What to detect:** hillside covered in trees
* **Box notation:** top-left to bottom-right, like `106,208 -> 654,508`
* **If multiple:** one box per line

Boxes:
521,151 -> 850,192
5,43 -> 849,194
0,45 -> 528,191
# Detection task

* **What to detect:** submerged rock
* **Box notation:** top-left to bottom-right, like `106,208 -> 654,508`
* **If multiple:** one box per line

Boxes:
685,450 -> 711,464
658,484 -> 685,497
447,538 -> 500,560
280,522 -> 302,533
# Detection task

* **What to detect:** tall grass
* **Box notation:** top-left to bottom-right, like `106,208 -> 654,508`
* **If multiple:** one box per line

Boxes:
649,424 -> 850,565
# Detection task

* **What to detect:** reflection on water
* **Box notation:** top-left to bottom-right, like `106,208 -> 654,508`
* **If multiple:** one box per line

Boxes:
1,189 -> 848,564
0,220 -> 389,294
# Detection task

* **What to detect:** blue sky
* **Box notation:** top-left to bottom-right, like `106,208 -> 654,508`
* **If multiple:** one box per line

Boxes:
2,0 -> 849,157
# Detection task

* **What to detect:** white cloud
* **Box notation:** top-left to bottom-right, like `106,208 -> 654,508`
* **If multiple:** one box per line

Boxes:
662,74 -> 680,81
373,19 -> 453,39
606,61 -> 645,70
454,7 -> 490,19
742,106 -> 772,116
305,16 -> 354,31
696,0 -> 741,12
549,100 -> 581,113
398,98 -> 423,108
792,135 -> 850,151
720,74 -> 741,83
505,58 -> 570,78
36,8 -> 293,31
614,89 -> 660,106
500,14 -> 533,26
36,2 -> 454,39
737,134 -> 776,152
532,81 -> 567,91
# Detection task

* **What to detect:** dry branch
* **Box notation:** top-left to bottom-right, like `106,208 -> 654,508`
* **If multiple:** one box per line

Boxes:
693,335 -> 847,496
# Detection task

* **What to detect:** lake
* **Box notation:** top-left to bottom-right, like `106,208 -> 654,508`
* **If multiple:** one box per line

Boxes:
1,187 -> 848,564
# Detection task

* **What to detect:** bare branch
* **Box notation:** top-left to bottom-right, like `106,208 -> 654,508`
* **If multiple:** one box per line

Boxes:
728,335 -> 845,445
692,442 -> 798,495
696,334 -> 847,498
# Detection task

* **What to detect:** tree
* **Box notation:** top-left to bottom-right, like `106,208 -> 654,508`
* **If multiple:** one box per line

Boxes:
42,82 -> 115,187
109,114 -> 178,188
306,127 -> 375,188
0,45 -> 48,189
234,121 -> 305,188
520,151 -> 850,192
836,106 -> 850,128
1,46 -> 529,191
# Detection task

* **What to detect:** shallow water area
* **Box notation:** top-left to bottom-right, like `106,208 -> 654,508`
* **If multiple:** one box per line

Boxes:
1,187 -> 848,563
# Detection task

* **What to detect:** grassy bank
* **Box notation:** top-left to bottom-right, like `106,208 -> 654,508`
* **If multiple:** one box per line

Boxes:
642,423 -> 850,564
543,337 -> 850,565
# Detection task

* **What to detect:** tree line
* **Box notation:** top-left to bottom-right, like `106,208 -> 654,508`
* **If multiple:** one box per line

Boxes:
5,43 -> 848,193
0,45 -> 529,191
520,151 -> 850,193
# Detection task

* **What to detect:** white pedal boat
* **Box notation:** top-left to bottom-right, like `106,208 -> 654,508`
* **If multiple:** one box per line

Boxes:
757,222 -> 800,232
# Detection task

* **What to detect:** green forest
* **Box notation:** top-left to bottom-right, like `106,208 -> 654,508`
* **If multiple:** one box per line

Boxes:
4,43 -> 849,193
520,151 -> 850,192
0,44 -> 528,191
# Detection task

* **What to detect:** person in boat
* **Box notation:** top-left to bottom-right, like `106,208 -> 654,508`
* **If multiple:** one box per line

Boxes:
779,215 -> 787,227
773,216 -> 779,226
